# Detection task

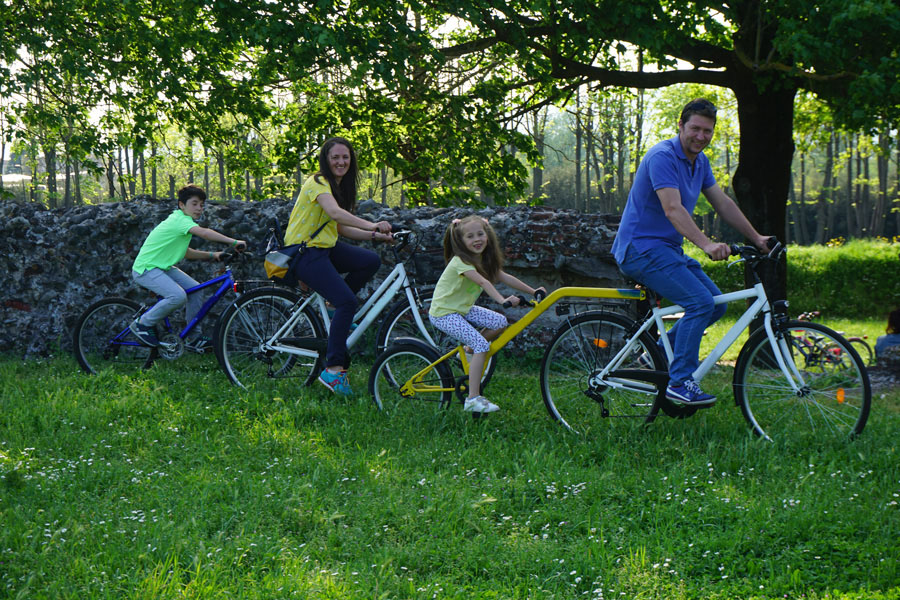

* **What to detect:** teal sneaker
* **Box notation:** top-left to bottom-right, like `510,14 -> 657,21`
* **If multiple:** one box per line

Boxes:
318,369 -> 353,396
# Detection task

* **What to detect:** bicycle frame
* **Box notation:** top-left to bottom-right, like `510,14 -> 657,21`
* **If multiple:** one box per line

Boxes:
260,260 -> 436,358
600,280 -> 807,395
398,286 -> 646,396
161,269 -> 236,339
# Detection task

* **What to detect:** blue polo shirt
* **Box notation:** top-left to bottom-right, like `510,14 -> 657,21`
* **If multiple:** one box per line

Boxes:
612,136 -> 716,262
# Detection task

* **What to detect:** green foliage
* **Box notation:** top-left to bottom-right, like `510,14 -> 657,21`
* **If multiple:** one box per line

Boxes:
686,239 -> 900,319
1,355 -> 898,598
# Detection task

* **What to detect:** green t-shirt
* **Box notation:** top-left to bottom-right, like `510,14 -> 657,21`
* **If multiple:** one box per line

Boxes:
285,175 -> 338,248
428,256 -> 484,318
132,210 -> 197,275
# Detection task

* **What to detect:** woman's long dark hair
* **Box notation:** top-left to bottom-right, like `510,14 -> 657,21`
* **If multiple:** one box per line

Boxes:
315,136 -> 359,212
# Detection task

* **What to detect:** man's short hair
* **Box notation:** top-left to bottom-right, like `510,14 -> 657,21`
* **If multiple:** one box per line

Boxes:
177,184 -> 207,206
679,98 -> 718,125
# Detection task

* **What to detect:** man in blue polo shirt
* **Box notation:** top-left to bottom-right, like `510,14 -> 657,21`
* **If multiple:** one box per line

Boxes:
612,98 -> 771,406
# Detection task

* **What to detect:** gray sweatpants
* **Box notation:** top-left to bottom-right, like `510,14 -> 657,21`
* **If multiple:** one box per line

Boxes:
132,267 -> 202,330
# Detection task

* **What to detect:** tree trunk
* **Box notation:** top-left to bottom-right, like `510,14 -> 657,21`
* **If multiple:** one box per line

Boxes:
45,146 -> 58,208
106,155 -> 116,200
846,135 -> 855,238
574,92 -> 582,211
139,148 -> 146,193
203,145 -> 210,193
730,80 -> 795,302
895,139 -> 900,238
125,146 -> 136,197
584,103 -> 592,212
616,107 -> 626,213
633,54 -> 644,188
796,153 -> 809,244
187,139 -> 194,184
63,157 -> 71,208
117,147 -> 127,201
74,158 -> 82,205
218,151 -> 227,201
0,137 -> 5,195
871,128 -> 889,237
151,141 -> 158,200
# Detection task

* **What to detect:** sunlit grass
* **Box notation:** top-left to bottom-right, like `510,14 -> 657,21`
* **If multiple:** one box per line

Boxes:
1,352 -> 898,599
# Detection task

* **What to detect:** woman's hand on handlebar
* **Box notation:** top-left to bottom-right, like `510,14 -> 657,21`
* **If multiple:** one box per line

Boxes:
373,220 -> 392,234
533,287 -> 548,302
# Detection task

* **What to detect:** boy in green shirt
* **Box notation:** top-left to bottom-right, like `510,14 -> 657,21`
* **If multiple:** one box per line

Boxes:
130,185 -> 246,348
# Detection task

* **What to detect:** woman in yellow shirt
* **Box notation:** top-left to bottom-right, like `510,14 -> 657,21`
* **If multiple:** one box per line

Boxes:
286,137 -> 392,396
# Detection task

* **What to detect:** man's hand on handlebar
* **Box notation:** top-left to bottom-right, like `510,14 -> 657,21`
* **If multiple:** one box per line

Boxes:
703,241 -> 731,261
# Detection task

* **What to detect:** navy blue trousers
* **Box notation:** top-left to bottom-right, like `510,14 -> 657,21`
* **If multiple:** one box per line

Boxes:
291,242 -> 380,368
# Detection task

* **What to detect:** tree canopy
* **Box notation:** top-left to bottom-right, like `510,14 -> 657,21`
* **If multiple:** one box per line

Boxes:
1,0 -> 898,219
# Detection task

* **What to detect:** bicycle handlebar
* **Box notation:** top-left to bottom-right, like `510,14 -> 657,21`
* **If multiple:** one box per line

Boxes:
390,229 -> 414,252
502,293 -> 542,309
728,237 -> 785,263
219,245 -> 253,264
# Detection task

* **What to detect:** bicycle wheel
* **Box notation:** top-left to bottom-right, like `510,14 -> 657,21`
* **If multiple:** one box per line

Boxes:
73,297 -> 158,375
848,337 -> 874,366
540,312 -> 666,433
215,287 -> 325,388
369,338 -> 454,412
375,287 -> 498,388
734,320 -> 871,441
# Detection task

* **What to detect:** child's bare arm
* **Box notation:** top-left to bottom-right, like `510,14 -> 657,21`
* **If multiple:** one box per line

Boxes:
184,247 -> 222,261
189,226 -> 246,249
463,270 -> 519,306
497,271 -> 545,297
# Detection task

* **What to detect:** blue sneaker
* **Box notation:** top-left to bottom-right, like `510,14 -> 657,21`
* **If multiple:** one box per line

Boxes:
129,320 -> 159,347
318,369 -> 353,396
666,379 -> 716,406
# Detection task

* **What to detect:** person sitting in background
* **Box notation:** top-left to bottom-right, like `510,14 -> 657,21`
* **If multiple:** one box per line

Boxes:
875,308 -> 900,360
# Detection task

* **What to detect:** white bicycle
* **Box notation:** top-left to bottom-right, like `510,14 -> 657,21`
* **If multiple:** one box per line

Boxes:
542,240 -> 871,440
214,230 -> 488,388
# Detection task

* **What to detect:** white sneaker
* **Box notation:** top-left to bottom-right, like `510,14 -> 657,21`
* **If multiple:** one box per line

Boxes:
463,395 -> 500,413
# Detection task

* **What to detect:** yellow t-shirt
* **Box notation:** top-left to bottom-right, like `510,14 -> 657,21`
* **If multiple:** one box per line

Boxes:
284,175 -> 338,248
428,256 -> 484,318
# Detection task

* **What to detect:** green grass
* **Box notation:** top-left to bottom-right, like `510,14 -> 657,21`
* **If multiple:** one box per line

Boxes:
2,348 -> 899,599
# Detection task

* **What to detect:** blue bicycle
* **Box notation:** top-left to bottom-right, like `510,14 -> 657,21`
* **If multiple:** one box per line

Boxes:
73,248 -> 250,374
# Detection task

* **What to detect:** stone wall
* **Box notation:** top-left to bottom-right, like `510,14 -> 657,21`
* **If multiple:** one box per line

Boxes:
0,198 -> 626,358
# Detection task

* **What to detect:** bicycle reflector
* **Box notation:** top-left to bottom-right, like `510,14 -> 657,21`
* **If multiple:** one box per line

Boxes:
592,338 -> 609,348
836,388 -> 845,404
